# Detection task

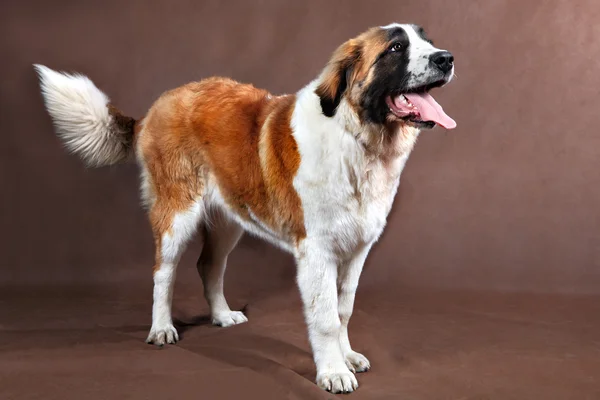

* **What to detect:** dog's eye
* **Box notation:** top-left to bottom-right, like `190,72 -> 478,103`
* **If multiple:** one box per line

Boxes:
390,43 -> 404,52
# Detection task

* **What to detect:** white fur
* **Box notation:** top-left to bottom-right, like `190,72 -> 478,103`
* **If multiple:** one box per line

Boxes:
338,243 -> 373,373
141,182 -> 250,338
147,201 -> 203,345
283,25 -> 454,388
285,81 -> 418,392
382,24 -> 454,87
163,201 -> 204,262
197,212 -> 248,327
34,65 -> 131,167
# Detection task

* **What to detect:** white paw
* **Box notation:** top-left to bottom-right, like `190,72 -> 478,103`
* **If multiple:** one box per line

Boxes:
211,310 -> 248,327
317,367 -> 358,394
345,351 -> 371,373
146,324 -> 179,346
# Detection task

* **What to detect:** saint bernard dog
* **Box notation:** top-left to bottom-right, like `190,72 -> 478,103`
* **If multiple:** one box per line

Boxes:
35,23 -> 456,393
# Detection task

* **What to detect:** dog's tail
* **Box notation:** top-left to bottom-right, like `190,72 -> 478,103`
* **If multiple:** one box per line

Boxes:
34,64 -> 136,167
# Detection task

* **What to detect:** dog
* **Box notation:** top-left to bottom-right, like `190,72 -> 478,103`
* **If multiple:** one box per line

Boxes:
35,23 -> 456,393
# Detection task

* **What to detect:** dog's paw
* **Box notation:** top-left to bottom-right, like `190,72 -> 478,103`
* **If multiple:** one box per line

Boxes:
345,351 -> 371,373
211,311 -> 248,327
146,324 -> 179,346
317,367 -> 358,394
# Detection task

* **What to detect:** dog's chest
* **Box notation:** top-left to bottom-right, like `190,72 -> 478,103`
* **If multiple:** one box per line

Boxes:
341,157 -> 402,243
296,148 -> 406,254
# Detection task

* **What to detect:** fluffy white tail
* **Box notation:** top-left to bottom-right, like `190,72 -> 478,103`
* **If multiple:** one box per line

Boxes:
34,64 -> 136,167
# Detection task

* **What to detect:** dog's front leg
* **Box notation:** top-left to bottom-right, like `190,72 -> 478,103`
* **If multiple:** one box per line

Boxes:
296,242 -> 358,394
338,243 -> 373,373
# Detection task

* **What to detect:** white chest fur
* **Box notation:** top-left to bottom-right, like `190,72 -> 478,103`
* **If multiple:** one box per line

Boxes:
292,83 -> 418,258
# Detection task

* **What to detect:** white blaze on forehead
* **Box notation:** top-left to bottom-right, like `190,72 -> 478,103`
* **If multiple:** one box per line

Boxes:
380,23 -> 446,87
380,23 -> 437,49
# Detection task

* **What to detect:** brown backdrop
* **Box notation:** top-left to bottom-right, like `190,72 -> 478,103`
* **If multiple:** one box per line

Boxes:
3,0 -> 600,294
2,1 -> 600,399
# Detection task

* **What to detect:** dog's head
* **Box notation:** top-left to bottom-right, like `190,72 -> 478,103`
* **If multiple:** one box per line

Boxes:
316,23 -> 456,131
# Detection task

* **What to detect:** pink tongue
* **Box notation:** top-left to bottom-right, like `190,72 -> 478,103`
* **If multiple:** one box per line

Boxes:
403,92 -> 457,129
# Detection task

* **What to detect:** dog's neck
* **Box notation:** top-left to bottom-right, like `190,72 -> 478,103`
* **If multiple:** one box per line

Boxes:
295,79 -> 420,168
332,97 -> 421,161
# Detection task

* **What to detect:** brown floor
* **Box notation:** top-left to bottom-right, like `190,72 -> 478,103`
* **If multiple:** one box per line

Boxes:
1,280 -> 599,400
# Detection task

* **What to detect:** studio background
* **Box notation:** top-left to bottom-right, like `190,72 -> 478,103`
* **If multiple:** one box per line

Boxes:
2,1 -> 599,399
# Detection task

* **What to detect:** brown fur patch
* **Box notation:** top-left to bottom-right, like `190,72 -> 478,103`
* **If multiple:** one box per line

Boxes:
107,103 -> 136,138
138,78 -> 306,273
187,79 -> 305,243
137,89 -> 209,272
315,28 -> 391,119
258,96 -> 305,241
314,39 -> 361,103
352,28 -> 390,83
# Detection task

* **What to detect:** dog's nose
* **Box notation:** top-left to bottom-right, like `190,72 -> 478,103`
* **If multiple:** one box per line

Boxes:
430,51 -> 454,74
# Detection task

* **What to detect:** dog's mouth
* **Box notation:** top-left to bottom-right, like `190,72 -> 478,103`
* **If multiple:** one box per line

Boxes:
385,82 -> 456,130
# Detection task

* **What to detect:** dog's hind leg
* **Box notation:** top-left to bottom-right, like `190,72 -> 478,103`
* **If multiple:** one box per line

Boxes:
145,196 -> 204,346
196,209 -> 247,327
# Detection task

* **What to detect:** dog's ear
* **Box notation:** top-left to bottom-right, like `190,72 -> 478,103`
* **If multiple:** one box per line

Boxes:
315,40 -> 361,117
